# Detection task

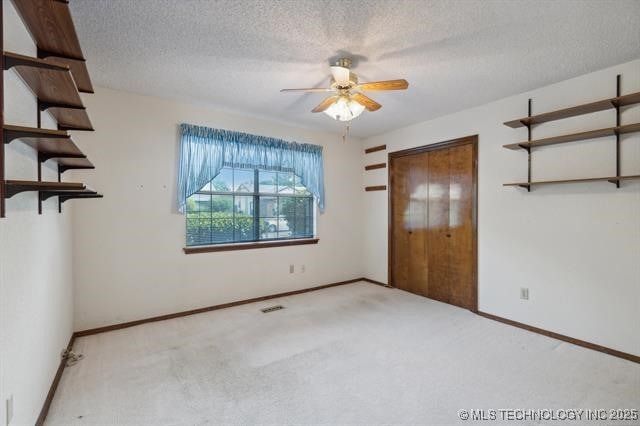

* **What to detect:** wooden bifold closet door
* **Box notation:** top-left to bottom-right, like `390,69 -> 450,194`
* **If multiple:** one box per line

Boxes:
389,136 -> 477,311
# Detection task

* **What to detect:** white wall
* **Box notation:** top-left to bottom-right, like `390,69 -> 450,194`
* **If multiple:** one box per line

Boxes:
71,87 -> 364,331
362,59 -> 640,356
0,2 -> 76,425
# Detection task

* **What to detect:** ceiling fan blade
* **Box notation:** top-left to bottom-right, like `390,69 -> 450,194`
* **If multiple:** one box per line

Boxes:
330,66 -> 350,86
352,93 -> 381,112
280,87 -> 334,93
311,96 -> 339,113
358,79 -> 409,91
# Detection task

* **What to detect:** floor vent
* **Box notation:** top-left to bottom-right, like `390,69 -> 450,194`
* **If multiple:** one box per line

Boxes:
261,305 -> 284,313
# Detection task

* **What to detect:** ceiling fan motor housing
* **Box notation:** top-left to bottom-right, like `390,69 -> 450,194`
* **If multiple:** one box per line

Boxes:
335,58 -> 352,68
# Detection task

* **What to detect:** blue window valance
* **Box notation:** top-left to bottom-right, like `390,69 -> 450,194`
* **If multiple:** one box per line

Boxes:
177,123 -> 325,213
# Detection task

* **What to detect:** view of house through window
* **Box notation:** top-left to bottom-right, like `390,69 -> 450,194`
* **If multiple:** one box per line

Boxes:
186,167 -> 314,246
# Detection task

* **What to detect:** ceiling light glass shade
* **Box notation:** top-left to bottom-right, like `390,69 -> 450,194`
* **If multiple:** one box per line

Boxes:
323,96 -> 365,122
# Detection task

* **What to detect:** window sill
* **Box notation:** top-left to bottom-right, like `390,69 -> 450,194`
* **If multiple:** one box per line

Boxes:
183,238 -> 319,254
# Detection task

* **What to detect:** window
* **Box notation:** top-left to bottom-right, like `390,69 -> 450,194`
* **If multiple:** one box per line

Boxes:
186,167 -> 314,246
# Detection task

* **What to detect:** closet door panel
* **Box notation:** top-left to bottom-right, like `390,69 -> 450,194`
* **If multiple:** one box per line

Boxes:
390,155 -> 411,291
406,153 -> 429,296
426,148 -> 451,304
447,143 -> 476,310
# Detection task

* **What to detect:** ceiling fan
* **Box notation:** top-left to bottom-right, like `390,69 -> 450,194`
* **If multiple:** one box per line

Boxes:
280,58 -> 409,122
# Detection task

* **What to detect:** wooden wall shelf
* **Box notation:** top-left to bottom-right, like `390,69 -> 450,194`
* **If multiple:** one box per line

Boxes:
2,0 -> 100,217
11,0 -> 94,93
504,175 -> 640,189
365,145 -> 386,154
503,123 -> 640,150
4,180 -> 84,198
503,75 -> 639,191
3,125 -> 84,159
3,50 -> 66,71
3,52 -> 93,131
47,106 -> 93,131
365,185 -> 387,191
504,92 -> 640,128
365,163 -> 386,171
3,124 -> 68,143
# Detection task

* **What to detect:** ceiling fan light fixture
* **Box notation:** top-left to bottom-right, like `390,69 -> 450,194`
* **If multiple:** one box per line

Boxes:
323,96 -> 365,122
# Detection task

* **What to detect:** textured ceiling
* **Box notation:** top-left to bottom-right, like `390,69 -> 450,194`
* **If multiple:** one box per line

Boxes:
70,0 -> 640,138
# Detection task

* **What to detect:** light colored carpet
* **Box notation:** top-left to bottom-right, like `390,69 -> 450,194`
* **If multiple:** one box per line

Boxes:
46,282 -> 639,425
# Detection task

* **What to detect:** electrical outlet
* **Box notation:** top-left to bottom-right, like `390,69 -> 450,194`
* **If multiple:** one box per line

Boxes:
300,265 -> 306,273
289,264 -> 294,274
6,394 -> 13,425
520,287 -> 529,300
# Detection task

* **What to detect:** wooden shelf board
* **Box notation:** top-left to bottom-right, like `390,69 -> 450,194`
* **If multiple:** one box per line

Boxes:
11,0 -> 94,93
3,51 -> 67,72
503,123 -> 640,150
503,175 -> 640,188
504,92 -> 640,128
365,163 -> 386,171
365,145 -> 386,154
3,52 -> 93,130
3,124 -> 68,141
365,185 -> 387,191
48,107 -> 93,131
44,56 -> 93,94
57,157 -> 94,172
3,124 -> 84,158
4,51 -> 82,106
4,180 -> 85,198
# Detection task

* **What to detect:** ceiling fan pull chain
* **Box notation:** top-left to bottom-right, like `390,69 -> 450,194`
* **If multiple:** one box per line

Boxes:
342,123 -> 350,143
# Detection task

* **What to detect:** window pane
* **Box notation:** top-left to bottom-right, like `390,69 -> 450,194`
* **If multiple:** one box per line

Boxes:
234,196 -> 254,216
302,198 -> 314,236
234,195 -> 255,241
211,168 -> 233,192
259,171 -> 277,194
211,195 -> 233,244
234,216 -> 254,241
277,172 -> 294,194
186,194 -> 210,218
300,198 -> 313,237
211,219 -> 234,242
275,215 -> 291,239
279,196 -> 313,237
294,175 -> 311,195
191,193 -> 212,213
278,196 -> 294,234
186,217 -> 212,245
186,219 -> 199,245
211,195 -> 233,214
234,169 -> 254,193
259,196 -> 277,217
261,217 -> 278,239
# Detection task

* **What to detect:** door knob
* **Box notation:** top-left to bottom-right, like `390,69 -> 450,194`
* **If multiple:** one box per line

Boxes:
446,233 -> 451,238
